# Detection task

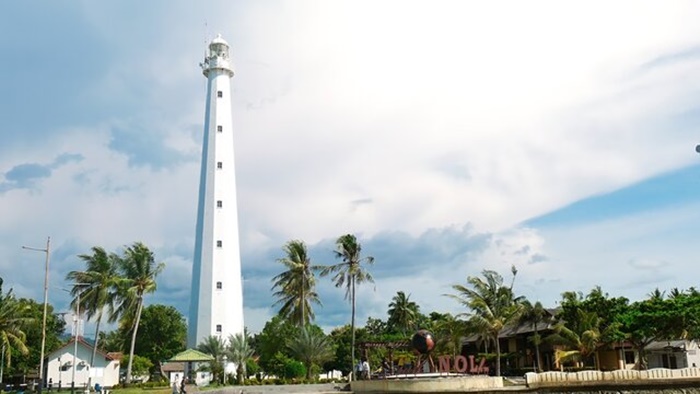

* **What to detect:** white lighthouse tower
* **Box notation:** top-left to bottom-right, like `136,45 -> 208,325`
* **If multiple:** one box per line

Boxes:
188,34 -> 244,349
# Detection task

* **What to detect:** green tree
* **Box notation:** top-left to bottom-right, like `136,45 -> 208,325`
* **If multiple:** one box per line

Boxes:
618,292 -> 681,370
552,287 -> 628,369
271,240 -> 322,326
287,325 -> 335,380
197,335 -> 227,384
519,300 -> 547,372
121,354 -> 153,378
320,234 -> 374,380
431,313 -> 466,360
445,268 -> 523,376
113,242 -> 165,383
253,316 -> 299,375
66,246 -> 119,370
5,298 -> 65,378
387,291 -> 419,335
364,317 -> 387,337
324,324 -> 371,377
226,332 -> 254,384
134,304 -> 187,372
548,309 -> 604,369
98,329 -> 125,353
0,279 -> 30,371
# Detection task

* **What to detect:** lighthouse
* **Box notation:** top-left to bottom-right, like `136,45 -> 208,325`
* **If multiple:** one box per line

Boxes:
188,34 -> 245,348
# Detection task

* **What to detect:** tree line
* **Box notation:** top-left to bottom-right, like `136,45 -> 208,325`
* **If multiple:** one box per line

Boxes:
3,235 -> 700,385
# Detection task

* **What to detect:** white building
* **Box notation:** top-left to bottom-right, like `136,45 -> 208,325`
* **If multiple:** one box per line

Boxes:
45,337 -> 121,389
647,339 -> 700,369
187,34 -> 245,349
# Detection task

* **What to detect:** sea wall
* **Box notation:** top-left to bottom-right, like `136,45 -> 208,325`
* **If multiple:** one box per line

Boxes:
525,367 -> 700,389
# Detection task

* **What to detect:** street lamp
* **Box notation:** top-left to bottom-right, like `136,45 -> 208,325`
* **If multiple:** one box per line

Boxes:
696,144 -> 700,154
62,284 -> 89,394
22,237 -> 51,394
58,356 -> 62,391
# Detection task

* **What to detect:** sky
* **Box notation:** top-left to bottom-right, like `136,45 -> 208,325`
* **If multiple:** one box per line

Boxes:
1,1 -> 700,336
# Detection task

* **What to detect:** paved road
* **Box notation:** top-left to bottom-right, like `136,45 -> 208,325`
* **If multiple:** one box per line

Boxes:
197,383 -> 347,394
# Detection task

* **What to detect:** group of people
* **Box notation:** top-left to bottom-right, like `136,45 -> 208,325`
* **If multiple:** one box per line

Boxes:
355,357 -> 371,380
171,375 -> 186,394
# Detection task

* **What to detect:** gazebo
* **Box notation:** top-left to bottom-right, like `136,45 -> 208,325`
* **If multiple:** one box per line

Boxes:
167,349 -> 215,386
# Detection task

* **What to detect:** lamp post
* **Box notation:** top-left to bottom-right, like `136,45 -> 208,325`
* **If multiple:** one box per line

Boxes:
63,284 -> 88,394
58,356 -> 62,392
22,237 -> 51,394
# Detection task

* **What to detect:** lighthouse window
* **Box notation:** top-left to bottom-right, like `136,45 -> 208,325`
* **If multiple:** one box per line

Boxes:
217,200 -> 222,208
217,125 -> 223,132
216,240 -> 222,247
217,162 -> 223,169
217,91 -> 223,98
216,324 -> 222,332
216,281 -> 222,289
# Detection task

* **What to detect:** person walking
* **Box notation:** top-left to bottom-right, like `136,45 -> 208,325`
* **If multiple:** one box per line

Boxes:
180,376 -> 186,394
361,358 -> 370,380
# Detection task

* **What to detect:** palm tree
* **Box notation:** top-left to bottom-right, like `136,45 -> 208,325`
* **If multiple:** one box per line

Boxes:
113,242 -> 164,383
0,278 -> 30,369
198,335 -> 226,383
66,247 -> 119,370
320,234 -> 374,381
271,240 -> 322,326
547,309 -> 603,369
519,300 -> 547,372
433,314 -> 467,360
287,326 -> 335,380
226,332 -> 254,384
445,269 -> 523,376
387,291 -> 419,335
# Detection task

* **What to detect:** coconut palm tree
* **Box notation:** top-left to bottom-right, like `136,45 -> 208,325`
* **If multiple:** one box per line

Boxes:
66,247 -> 119,370
271,240 -> 322,326
433,314 -> 467,360
547,309 -> 603,369
320,234 -> 374,381
287,325 -> 335,380
112,242 -> 164,383
226,332 -> 254,384
0,278 -> 30,369
445,269 -> 523,376
198,335 -> 226,383
387,291 -> 419,335
519,300 -> 547,372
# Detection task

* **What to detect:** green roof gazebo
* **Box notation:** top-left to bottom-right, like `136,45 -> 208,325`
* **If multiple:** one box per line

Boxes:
167,349 -> 215,385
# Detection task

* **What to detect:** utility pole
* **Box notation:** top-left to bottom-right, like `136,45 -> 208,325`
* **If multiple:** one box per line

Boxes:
23,237 -> 51,394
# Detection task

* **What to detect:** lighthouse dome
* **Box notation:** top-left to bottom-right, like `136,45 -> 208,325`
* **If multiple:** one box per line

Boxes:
210,34 -> 229,47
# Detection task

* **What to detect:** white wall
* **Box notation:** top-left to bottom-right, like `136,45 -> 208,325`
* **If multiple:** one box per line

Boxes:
46,343 -> 120,389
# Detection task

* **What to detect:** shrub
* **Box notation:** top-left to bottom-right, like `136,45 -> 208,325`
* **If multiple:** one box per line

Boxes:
283,359 -> 306,380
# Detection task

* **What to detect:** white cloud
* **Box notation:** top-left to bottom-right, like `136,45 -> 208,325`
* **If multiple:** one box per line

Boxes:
2,0 -> 700,333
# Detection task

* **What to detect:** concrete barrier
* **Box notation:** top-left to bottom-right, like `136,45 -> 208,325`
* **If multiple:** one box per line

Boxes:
526,367 -> 700,388
351,376 -> 503,393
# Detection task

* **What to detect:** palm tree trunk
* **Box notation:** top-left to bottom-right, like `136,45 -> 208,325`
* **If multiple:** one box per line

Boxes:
126,297 -> 144,383
534,333 -> 542,372
87,312 -> 103,390
90,312 -> 102,367
495,333 -> 501,376
350,276 -> 356,382
301,273 -> 305,326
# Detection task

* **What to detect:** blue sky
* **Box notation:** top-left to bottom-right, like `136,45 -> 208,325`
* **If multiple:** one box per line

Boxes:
1,1 -> 700,335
